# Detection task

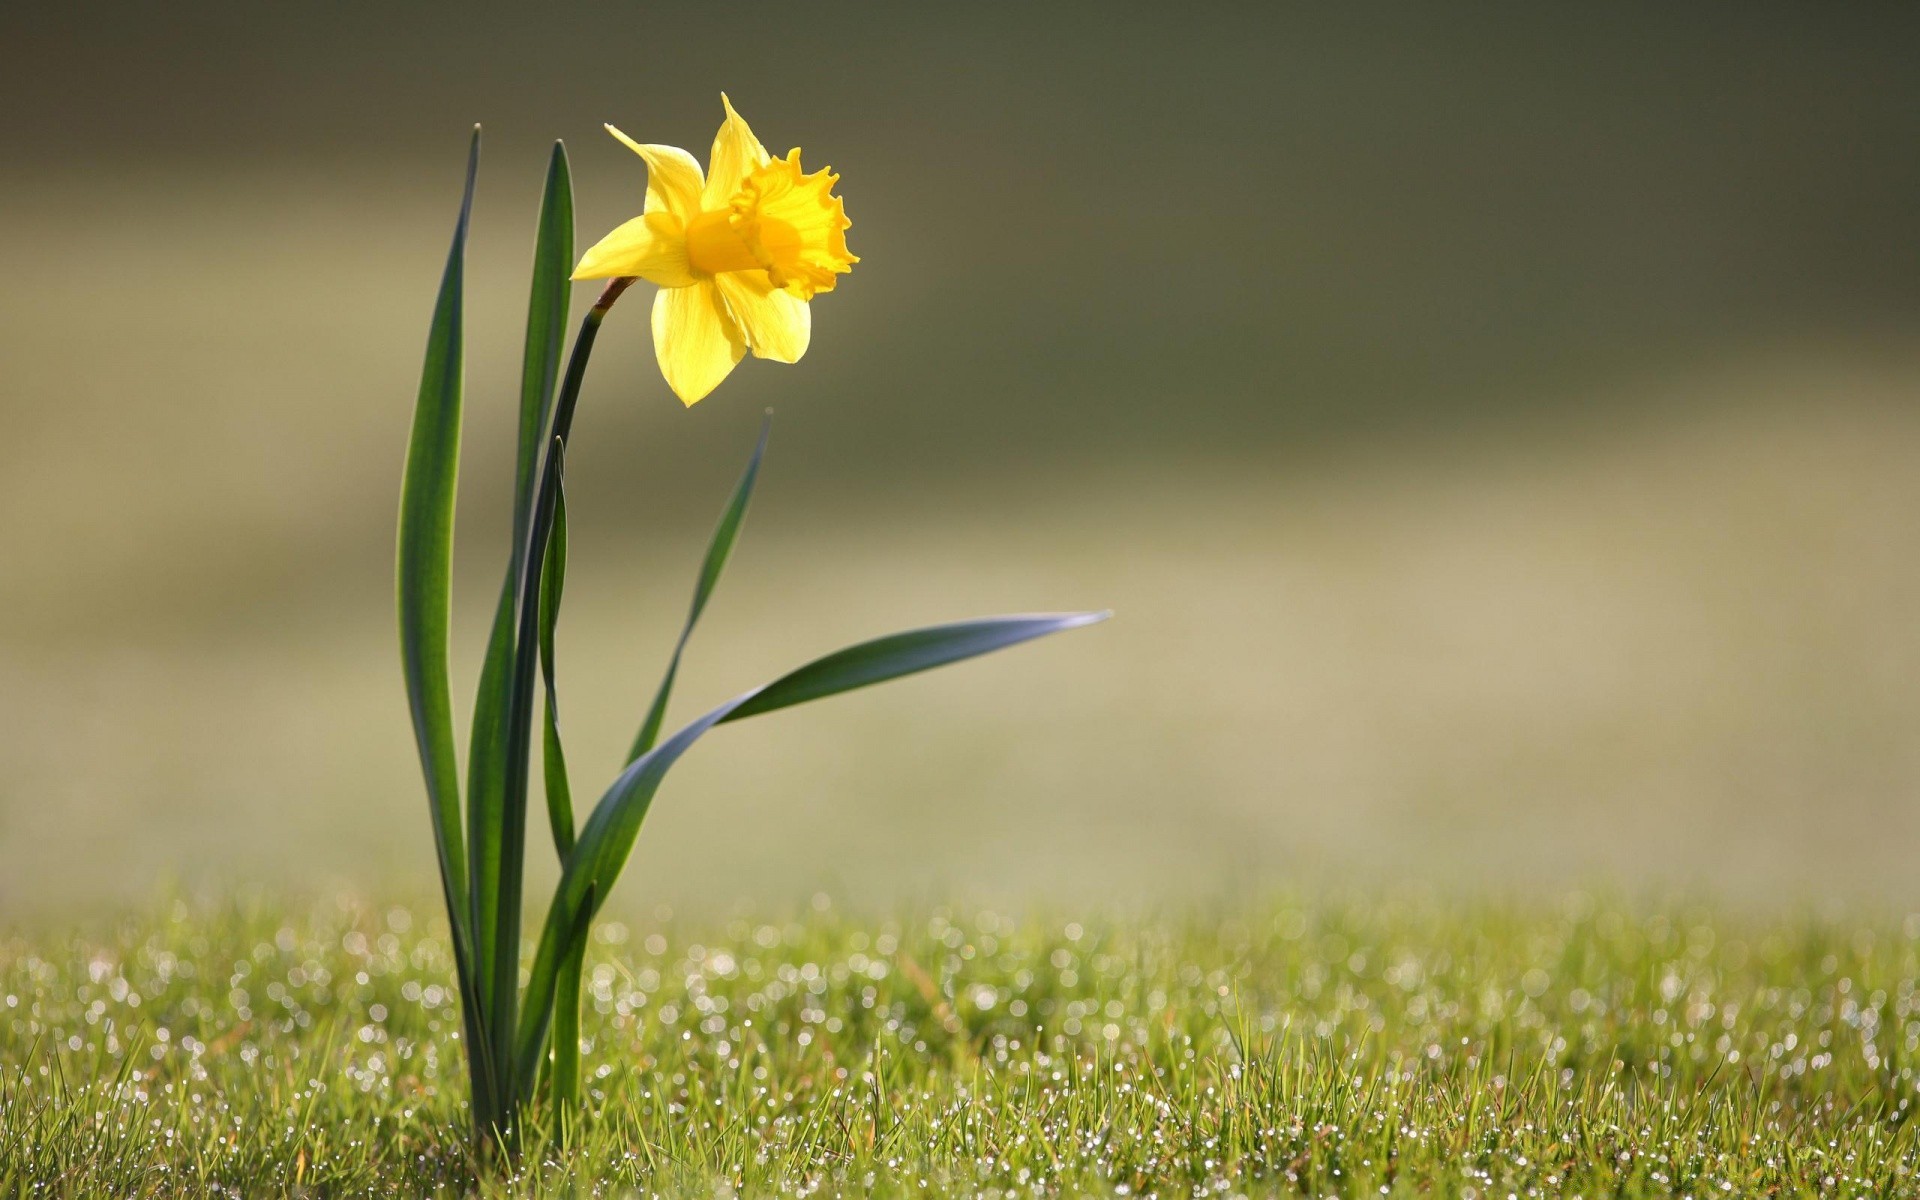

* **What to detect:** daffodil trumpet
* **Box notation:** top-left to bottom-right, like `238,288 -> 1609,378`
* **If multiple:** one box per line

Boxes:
395,103 -> 1104,1156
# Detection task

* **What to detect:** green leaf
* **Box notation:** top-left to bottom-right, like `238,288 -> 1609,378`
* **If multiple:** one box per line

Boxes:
627,413 -> 772,763
548,884 -> 594,1114
516,143 -> 576,560
465,585 -> 514,1010
464,141 -> 576,1087
539,440 -> 574,859
515,611 -> 1109,1080
396,126 -> 477,945
716,612 -> 1111,725
398,128 -> 502,1129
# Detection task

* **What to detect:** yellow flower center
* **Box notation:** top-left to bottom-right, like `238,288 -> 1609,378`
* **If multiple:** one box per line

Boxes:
685,210 -> 777,276
684,150 -> 857,297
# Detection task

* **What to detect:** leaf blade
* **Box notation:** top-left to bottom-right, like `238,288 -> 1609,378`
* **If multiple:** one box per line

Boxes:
396,126 -> 478,939
465,142 -> 576,1085
627,413 -> 772,762
397,128 -> 504,1128
516,142 -> 576,557
515,610 -> 1108,1079
719,612 -> 1112,724
548,885 -> 593,1114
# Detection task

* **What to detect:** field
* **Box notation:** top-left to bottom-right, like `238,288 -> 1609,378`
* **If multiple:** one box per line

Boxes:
4,894 -> 1915,1197
4,7 -> 1920,1197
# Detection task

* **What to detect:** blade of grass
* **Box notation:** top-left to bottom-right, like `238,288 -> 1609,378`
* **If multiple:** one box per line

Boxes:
627,412 -> 772,763
539,440 -> 574,859
462,142 -> 574,1121
515,611 -> 1110,1080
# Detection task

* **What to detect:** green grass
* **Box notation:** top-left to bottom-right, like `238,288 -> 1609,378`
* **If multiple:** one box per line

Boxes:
2,893 -> 1916,1197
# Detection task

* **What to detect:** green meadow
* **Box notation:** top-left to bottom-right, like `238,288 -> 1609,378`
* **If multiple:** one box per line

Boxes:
7,894 -> 1919,1197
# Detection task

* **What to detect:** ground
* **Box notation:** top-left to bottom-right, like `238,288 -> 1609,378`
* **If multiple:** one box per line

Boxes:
2,893 -> 1914,1197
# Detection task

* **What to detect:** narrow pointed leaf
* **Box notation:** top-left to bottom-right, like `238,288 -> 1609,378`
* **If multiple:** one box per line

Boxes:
516,611 -> 1108,1078
628,413 -> 772,762
717,612 -> 1112,725
549,884 -> 594,1112
465,591 -> 514,1000
516,142 -> 575,557
465,142 -> 577,1088
397,127 -> 478,941
540,442 -> 574,859
397,128 -> 499,1130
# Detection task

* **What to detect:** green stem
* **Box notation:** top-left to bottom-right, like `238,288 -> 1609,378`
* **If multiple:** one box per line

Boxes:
484,275 -> 634,1147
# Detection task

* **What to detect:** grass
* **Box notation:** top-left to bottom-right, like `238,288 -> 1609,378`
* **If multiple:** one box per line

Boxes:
3,894 -> 1917,1197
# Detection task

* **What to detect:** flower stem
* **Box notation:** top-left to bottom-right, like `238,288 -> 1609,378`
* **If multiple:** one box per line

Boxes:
484,275 -> 634,1145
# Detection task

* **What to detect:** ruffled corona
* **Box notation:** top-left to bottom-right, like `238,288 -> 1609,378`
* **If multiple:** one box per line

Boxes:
574,96 -> 857,406
730,151 -> 857,298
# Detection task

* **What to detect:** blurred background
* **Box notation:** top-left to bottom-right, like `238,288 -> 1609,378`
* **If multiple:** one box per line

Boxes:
2,2 -> 1918,912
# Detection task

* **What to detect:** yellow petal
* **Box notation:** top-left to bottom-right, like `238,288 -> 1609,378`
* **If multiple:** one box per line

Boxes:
703,94 -> 771,212
651,282 -> 745,406
604,125 -> 704,221
714,271 -> 811,363
572,211 -> 695,285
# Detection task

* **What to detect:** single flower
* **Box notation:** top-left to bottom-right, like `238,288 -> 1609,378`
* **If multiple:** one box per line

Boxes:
573,95 -> 857,405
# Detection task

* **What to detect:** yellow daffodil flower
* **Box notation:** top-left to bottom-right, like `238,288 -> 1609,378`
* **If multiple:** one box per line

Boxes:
573,95 -> 857,405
